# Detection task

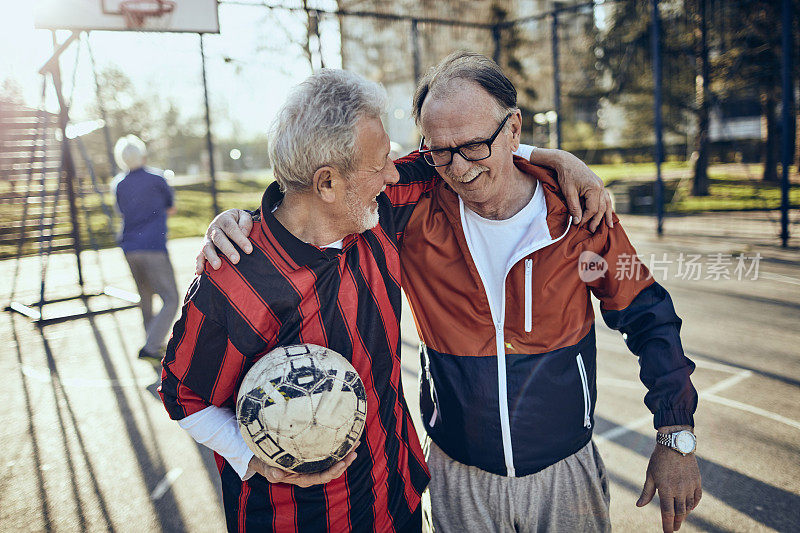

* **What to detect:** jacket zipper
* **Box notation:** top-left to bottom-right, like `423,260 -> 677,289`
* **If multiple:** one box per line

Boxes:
494,320 -> 515,476
458,198 -> 572,478
421,344 -> 441,427
576,353 -> 592,429
524,259 -> 533,332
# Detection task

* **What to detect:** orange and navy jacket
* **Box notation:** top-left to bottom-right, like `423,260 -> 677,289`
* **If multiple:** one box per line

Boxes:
160,154 -> 435,533
397,154 -> 698,477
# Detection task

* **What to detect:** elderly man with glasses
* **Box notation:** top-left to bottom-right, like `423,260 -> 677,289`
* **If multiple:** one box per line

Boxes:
200,52 -> 700,533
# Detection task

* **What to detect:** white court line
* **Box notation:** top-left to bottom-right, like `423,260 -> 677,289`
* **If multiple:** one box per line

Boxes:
703,394 -> 800,430
597,337 -> 754,376
595,370 -> 800,442
151,468 -> 183,501
691,358 -> 746,374
759,272 -> 800,286
597,377 -> 644,390
700,370 -> 752,395
597,367 -> 800,437
595,414 -> 653,444
595,369 -> 753,444
21,364 -> 154,388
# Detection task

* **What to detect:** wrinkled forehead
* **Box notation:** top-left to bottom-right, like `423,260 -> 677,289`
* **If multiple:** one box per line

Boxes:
420,81 -> 504,146
354,115 -> 391,165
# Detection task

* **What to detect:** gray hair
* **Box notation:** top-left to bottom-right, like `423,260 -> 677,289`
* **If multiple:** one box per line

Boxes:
269,69 -> 388,192
412,51 -> 517,125
113,134 -> 147,171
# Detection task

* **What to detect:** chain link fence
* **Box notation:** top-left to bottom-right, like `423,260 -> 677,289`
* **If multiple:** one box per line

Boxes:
2,0 -> 797,263
328,0 -> 800,247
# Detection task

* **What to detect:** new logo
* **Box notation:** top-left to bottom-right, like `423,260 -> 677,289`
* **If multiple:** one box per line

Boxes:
578,251 -> 608,282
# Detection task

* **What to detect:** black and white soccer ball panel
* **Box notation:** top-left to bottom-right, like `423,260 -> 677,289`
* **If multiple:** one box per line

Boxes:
236,344 -> 367,474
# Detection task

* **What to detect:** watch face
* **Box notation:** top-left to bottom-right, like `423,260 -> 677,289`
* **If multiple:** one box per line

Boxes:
675,432 -> 695,453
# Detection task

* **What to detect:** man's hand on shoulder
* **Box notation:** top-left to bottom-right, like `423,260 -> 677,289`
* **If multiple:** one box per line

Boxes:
248,451 -> 357,488
637,425 -> 702,533
195,208 -> 255,274
530,147 -> 614,232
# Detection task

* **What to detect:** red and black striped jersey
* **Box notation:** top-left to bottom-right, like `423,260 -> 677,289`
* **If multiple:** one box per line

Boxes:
160,155 -> 435,533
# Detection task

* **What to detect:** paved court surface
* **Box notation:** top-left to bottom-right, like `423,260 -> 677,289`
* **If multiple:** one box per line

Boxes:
1,214 -> 798,532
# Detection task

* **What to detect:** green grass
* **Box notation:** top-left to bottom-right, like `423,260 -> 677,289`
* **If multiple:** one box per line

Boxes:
0,175 -> 272,260
168,176 -> 271,240
590,161 -> 693,183
590,162 -> 799,212
668,176 -> 800,213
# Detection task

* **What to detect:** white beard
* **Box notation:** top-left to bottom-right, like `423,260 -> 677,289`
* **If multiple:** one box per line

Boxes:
345,187 -> 380,233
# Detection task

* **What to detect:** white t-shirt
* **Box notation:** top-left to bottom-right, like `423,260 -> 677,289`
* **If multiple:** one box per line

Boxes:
461,180 -> 550,322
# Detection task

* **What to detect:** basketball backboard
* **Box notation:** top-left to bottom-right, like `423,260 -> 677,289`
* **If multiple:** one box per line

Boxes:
34,0 -> 220,33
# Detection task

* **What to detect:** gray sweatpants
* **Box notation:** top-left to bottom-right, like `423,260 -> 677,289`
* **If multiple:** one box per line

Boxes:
124,250 -> 179,354
421,439 -> 611,533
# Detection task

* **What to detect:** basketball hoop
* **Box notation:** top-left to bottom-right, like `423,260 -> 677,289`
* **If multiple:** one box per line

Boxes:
119,0 -> 175,30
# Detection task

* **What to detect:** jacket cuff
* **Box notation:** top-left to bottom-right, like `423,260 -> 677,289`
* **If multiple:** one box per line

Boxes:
653,408 -> 695,429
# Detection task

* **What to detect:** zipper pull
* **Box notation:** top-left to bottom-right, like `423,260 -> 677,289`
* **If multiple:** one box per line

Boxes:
524,259 -> 533,333
421,344 -> 432,379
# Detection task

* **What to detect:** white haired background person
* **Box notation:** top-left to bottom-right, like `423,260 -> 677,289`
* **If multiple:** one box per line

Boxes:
111,135 -> 179,364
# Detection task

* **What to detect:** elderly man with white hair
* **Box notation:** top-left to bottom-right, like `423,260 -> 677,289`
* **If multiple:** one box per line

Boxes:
160,69 -> 437,533
111,134 -> 179,364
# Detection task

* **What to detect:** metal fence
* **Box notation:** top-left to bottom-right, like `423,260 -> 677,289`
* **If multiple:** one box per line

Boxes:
1,0 -> 797,265
321,0 -> 799,247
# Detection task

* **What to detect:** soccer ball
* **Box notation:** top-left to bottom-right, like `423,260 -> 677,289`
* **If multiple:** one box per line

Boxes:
236,344 -> 367,474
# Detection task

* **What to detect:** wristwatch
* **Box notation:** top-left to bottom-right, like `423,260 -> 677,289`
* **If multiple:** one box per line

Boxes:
656,430 -> 696,455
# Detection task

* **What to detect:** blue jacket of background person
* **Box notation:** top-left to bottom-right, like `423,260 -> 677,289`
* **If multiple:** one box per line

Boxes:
112,167 -> 174,253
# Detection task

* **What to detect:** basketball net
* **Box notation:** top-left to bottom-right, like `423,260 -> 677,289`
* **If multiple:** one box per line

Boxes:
120,0 -> 176,30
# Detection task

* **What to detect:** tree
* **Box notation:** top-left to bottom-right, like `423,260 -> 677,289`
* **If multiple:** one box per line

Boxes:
712,0 -> 798,183
692,0 -> 711,195
254,3 -> 322,75
0,77 -> 25,105
491,4 -> 538,110
592,0 -> 703,186
594,0 -> 798,186
92,66 -> 162,143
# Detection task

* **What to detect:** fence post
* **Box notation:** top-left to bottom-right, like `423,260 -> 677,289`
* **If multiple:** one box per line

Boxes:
492,25 -> 502,64
86,32 -> 118,176
411,19 -> 421,83
200,33 -> 219,216
48,31 -> 86,288
781,0 -> 794,247
651,0 -> 664,236
551,9 -> 562,149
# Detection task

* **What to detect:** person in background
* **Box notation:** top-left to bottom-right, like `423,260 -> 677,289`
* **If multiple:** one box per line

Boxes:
111,134 -> 179,365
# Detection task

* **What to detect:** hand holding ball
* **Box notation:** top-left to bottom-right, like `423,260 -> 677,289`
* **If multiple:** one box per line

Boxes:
236,344 -> 367,474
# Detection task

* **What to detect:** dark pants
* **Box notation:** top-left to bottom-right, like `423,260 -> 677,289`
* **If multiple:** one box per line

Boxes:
124,250 -> 179,353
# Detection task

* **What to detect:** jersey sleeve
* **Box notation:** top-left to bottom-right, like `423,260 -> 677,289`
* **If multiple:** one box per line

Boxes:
385,151 -> 440,239
159,274 -> 249,420
584,217 -> 698,429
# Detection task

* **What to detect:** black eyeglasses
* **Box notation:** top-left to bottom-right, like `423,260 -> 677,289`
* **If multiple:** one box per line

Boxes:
418,113 -> 512,167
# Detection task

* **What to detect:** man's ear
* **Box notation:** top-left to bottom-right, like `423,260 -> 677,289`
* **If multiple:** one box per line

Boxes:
313,166 -> 343,203
509,109 -> 522,152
